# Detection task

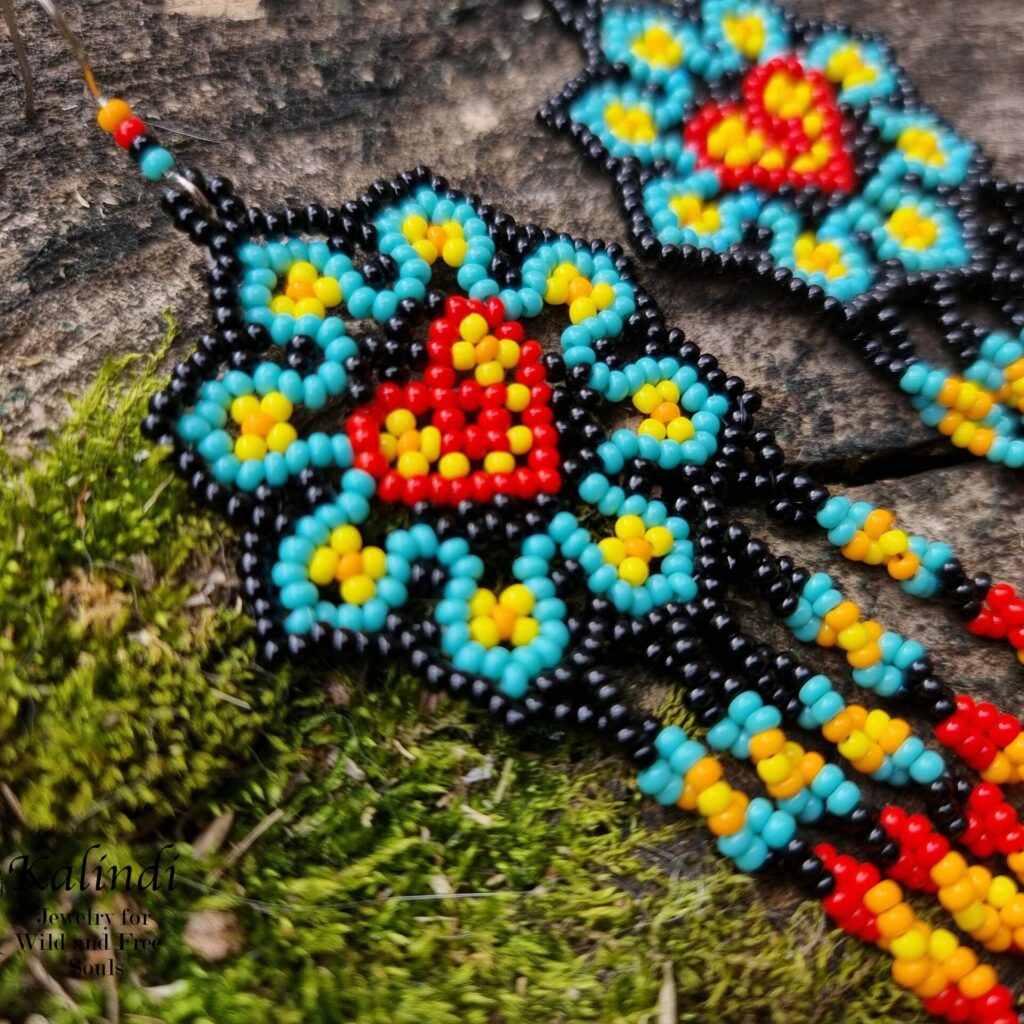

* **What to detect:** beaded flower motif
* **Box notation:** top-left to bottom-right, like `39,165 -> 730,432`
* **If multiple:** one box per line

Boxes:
142,166 -> 1024,1024
541,0 -> 1024,471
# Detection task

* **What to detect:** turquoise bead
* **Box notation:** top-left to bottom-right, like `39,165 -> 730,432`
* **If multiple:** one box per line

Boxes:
140,146 -> 174,180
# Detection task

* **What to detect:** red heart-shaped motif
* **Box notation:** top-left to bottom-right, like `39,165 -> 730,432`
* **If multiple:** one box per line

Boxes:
685,55 -> 855,194
345,296 -> 562,506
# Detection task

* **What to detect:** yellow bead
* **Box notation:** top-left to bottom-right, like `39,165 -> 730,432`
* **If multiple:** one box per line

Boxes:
266,422 -> 298,453
837,623 -> 868,651
511,616 -> 540,647
645,526 -> 674,558
599,537 -> 627,566
459,313 -> 489,343
952,902 -> 986,931
569,296 -> 598,324
397,451 -> 429,478
420,425 -> 442,463
261,391 -> 293,423
379,433 -> 397,461
234,434 -> 267,461
451,341 -> 476,371
308,546 -> 340,586
632,384 -> 660,414
362,546 -> 387,580
988,876 -> 1018,910
497,339 -> 521,368
475,361 -> 505,387
499,584 -> 534,617
618,556 -> 649,586
470,615 -> 501,648
287,261 -> 318,285
838,731 -> 872,762
230,394 -> 261,424
341,574 -> 376,606
614,515 -> 646,540
413,239 -> 438,263
544,277 -> 569,305
385,408 -> 417,437
439,452 -> 470,479
890,930 -> 927,961
666,417 -> 695,442
314,276 -> 342,308
929,928 -> 959,963
863,709 -> 890,741
756,752 -> 792,786
97,98 -> 133,132
878,529 -> 909,556
442,238 -> 468,267
270,295 -> 295,315
590,282 -> 615,310
484,451 -> 516,474
697,780 -> 733,817
402,214 -> 429,241
637,418 -> 667,440
507,425 -> 533,454
506,384 -> 531,413
330,525 -> 362,554
469,588 -> 497,618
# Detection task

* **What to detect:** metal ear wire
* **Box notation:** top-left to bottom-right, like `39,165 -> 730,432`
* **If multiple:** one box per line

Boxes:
2,0 -> 36,122
33,0 -> 104,104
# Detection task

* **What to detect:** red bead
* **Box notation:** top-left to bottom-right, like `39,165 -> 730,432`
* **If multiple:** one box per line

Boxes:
114,116 -> 146,148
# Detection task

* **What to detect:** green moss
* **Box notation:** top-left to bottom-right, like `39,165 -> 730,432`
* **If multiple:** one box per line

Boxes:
0,335 -> 926,1022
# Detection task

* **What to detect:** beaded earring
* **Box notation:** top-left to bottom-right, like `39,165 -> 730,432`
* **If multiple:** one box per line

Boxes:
18,3 -> 1024,1022
540,0 -> 1024,481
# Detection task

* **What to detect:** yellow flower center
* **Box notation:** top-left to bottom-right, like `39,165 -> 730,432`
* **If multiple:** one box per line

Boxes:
401,214 -> 468,267
824,45 -> 878,90
794,233 -> 848,280
631,380 -> 695,442
668,194 -> 721,233
543,262 -> 616,324
630,24 -> 684,69
597,515 -> 675,586
229,390 -> 297,461
722,13 -> 765,59
897,127 -> 946,168
270,260 -> 343,319
306,525 -> 387,606
469,584 -> 539,648
605,102 -> 658,144
762,70 -> 813,119
886,207 -> 938,250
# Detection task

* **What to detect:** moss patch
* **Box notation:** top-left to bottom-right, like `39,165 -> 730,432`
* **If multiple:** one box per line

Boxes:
0,329 -> 925,1022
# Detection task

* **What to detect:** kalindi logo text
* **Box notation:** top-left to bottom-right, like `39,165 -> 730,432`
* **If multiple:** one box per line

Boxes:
0,843 -> 178,894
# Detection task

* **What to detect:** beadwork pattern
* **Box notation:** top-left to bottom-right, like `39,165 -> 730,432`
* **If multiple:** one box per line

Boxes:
540,0 -> 1024,471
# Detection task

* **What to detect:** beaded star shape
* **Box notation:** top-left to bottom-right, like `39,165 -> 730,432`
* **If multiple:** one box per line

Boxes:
540,0 -> 1024,473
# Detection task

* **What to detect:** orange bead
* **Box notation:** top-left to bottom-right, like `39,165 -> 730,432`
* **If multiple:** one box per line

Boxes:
684,757 -> 723,793
242,410 -> 276,437
886,553 -> 920,580
841,532 -> 871,561
851,747 -> 885,774
677,783 -> 699,811
707,802 -> 746,836
972,906 -> 1001,943
767,773 -> 804,799
891,957 -> 931,990
815,623 -> 837,647
938,878 -> 977,913
878,719 -> 912,754
969,427 -> 996,455
937,410 -> 963,436
864,880 -> 902,915
799,751 -> 825,783
824,600 -> 860,631
426,225 -> 448,250
566,277 -> 592,302
623,537 -> 654,561
97,98 -> 133,132
821,711 -> 853,743
863,509 -> 895,538
847,642 -> 882,669
943,947 -> 977,982
936,378 -> 961,407
748,729 -> 786,761
984,926 -> 1013,954
914,965 -> 949,999
957,964 -> 996,999
877,902 -> 915,939
652,400 -> 682,423
999,894 -> 1024,928
931,851 -> 968,888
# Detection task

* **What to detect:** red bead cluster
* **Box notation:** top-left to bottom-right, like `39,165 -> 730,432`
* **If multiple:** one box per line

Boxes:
816,843 -> 882,942
346,297 -> 561,506
935,695 -> 1020,773
966,582 -> 1024,650
922,988 -> 1017,1024
684,55 -> 855,195
960,783 -> 1024,860
879,806 -> 945,893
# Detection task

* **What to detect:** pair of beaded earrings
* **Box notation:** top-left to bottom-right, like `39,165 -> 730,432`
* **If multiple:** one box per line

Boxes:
13,0 -> 1024,1020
